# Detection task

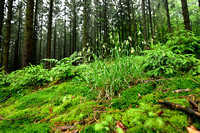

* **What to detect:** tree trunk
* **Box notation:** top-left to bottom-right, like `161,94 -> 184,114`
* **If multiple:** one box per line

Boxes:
103,0 -> 108,44
46,0 -> 53,68
0,0 -> 5,45
199,0 -> 200,7
82,0 -> 87,48
119,0 -> 124,42
64,18 -> 66,57
33,0 -> 39,65
22,0 -> 34,68
165,0 -> 172,33
53,23 -> 57,59
181,0 -> 191,30
72,0 -> 77,53
3,0 -> 13,72
147,0 -> 153,36
13,2 -> 22,71
39,11 -> 43,62
142,0 -> 147,43
127,0 -> 132,39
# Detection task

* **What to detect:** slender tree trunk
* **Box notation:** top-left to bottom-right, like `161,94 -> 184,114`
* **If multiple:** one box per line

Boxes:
69,18 -> 72,56
132,5 -> 137,42
46,0 -> 53,68
103,0 -> 108,44
39,12 -> 43,61
181,0 -> 191,30
119,0 -> 124,42
13,2 -> 22,71
82,0 -> 87,48
147,0 -> 153,36
0,0 -> 5,45
72,0 -> 77,53
64,19 -> 66,57
22,0 -> 34,68
53,23 -> 56,59
33,0 -> 39,65
3,0 -> 13,72
142,0 -> 147,43
127,0 -> 132,38
165,0 -> 172,33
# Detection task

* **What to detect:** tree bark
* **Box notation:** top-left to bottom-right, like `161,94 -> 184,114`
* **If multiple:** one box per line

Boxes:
165,0 -> 172,33
181,0 -> 191,30
0,0 -> 5,44
33,0 -> 39,65
22,0 -> 34,68
53,23 -> 57,59
147,0 -> 153,36
72,0 -> 77,53
82,0 -> 87,48
142,0 -> 147,43
13,2 -> 22,71
158,100 -> 200,118
3,0 -> 13,72
46,0 -> 53,68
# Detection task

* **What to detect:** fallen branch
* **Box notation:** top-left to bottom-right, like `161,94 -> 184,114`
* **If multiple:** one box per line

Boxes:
158,100 -> 200,118
172,89 -> 193,93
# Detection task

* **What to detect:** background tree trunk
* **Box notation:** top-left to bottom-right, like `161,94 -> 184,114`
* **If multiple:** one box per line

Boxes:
0,0 -> 5,45
181,0 -> 191,30
3,0 -> 13,72
165,0 -> 172,33
33,0 -> 39,65
82,0 -> 87,48
142,0 -> 147,43
46,0 -> 53,68
148,0 -> 153,36
13,2 -> 22,71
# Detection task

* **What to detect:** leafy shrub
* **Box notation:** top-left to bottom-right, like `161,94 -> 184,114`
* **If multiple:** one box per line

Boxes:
142,43 -> 200,77
2,64 -> 50,92
166,29 -> 200,58
44,52 -> 83,80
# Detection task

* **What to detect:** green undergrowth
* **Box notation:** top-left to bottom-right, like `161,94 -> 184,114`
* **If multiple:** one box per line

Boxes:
1,75 -> 200,133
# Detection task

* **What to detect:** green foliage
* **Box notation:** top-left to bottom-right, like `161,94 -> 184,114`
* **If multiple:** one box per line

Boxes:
1,64 -> 50,93
142,43 -> 200,77
166,29 -> 200,58
44,51 -> 83,80
82,55 -> 143,98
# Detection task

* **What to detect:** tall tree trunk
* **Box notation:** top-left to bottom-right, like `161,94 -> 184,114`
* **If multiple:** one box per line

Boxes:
39,11 -> 43,61
33,0 -> 39,65
3,0 -> 13,72
142,0 -> 147,43
72,0 -> 77,53
64,18 -> 66,57
53,23 -> 57,59
119,0 -> 124,42
127,0 -> 132,38
46,0 -> 53,68
69,17 -> 72,56
0,0 -> 5,45
103,0 -> 108,44
199,0 -> 200,7
147,0 -> 153,36
22,0 -> 34,68
82,0 -> 87,48
165,0 -> 172,33
13,2 -> 22,71
181,0 -> 191,30
132,5 -> 137,42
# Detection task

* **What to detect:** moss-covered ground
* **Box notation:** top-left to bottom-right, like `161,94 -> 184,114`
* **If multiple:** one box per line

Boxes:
0,75 -> 200,133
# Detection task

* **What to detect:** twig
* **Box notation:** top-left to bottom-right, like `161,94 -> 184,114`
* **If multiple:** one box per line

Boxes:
190,78 -> 200,85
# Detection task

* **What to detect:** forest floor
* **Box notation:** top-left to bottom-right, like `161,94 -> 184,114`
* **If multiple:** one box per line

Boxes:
1,75 -> 200,132
0,55 -> 200,133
